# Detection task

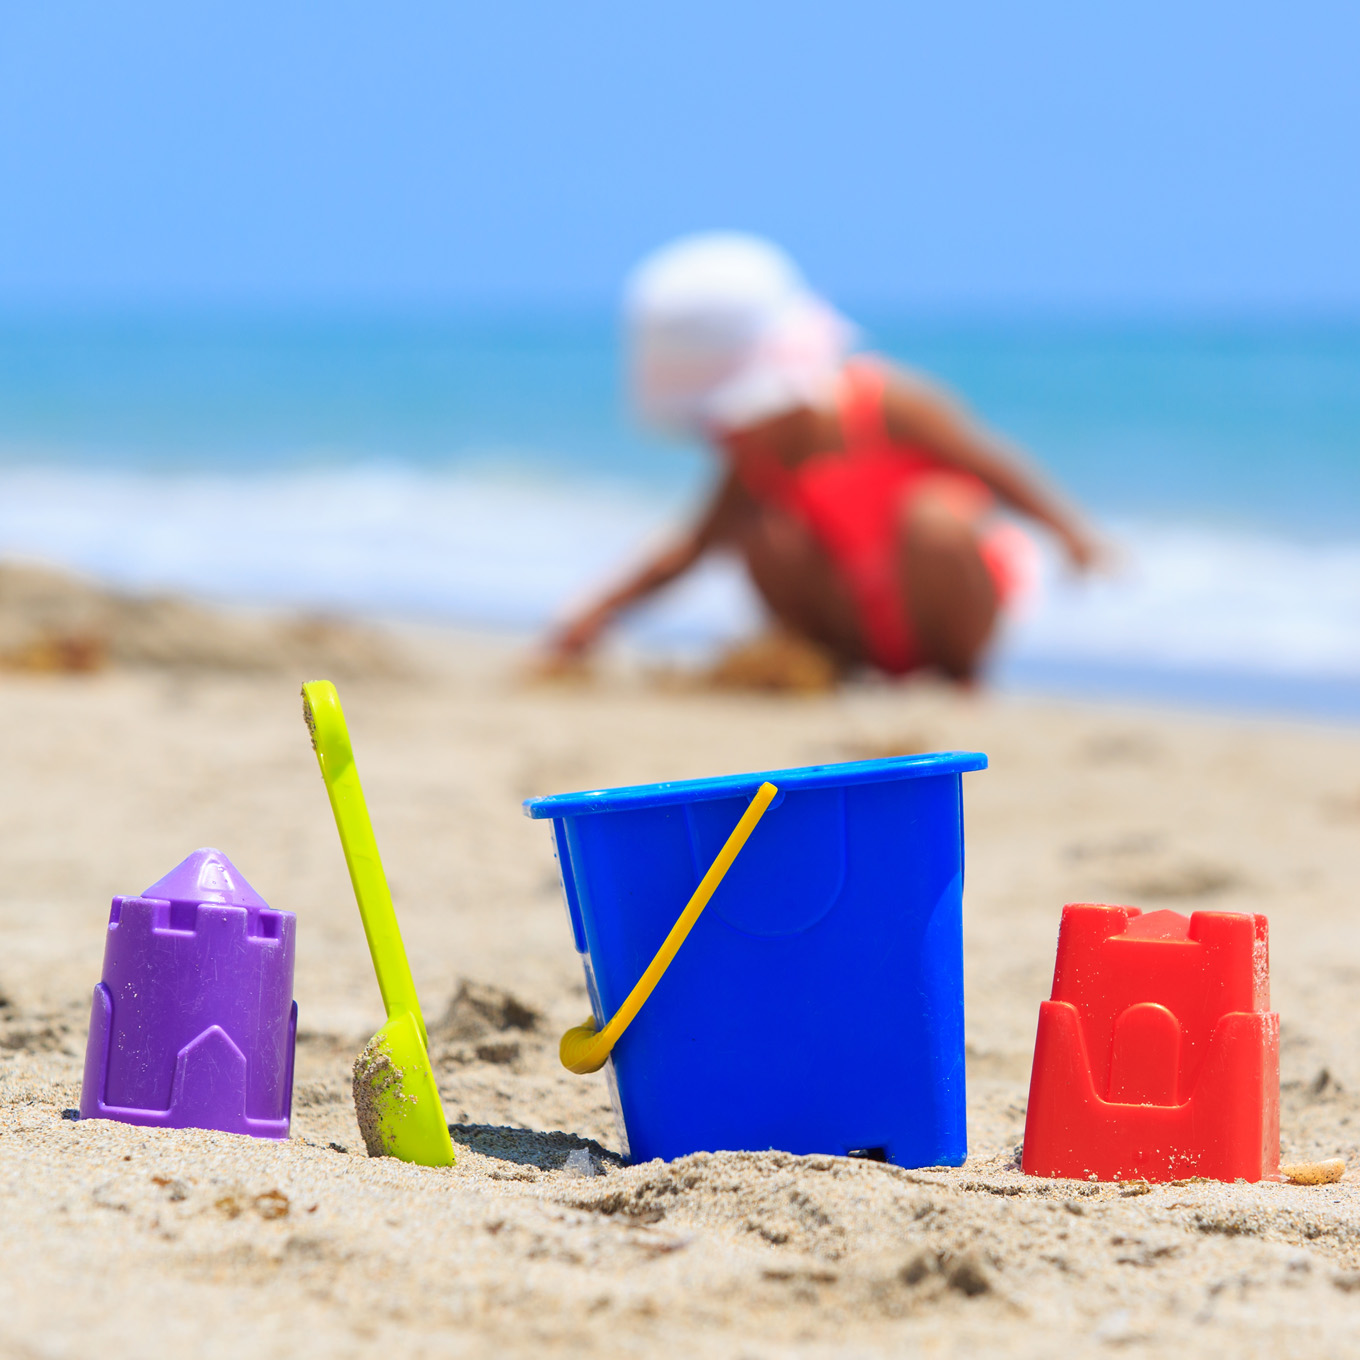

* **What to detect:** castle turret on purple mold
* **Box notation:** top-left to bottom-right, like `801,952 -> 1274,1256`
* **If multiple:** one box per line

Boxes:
79,848 -> 297,1138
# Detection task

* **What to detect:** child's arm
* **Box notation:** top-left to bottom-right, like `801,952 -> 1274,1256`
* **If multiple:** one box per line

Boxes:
543,471 -> 749,661
881,366 -> 1106,570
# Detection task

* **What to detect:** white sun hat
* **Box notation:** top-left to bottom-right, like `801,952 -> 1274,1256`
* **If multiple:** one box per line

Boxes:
625,233 -> 856,436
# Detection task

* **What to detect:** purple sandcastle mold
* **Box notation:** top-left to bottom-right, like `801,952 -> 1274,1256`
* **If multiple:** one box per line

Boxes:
79,848 -> 297,1138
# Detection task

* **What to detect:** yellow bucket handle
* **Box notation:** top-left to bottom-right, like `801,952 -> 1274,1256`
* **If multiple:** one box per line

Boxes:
559,781 -> 779,1074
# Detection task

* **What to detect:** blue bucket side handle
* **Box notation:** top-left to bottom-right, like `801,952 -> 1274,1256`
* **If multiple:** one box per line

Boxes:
550,818 -> 588,955
557,782 -> 781,1076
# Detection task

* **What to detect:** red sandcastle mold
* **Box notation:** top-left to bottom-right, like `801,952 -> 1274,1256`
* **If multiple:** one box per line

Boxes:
1022,904 -> 1279,1184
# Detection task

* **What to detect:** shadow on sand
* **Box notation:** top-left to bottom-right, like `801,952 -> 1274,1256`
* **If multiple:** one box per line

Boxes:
449,1122 -> 623,1171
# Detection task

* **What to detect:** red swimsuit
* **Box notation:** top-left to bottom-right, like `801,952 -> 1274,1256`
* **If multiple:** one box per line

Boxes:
731,357 -> 1030,674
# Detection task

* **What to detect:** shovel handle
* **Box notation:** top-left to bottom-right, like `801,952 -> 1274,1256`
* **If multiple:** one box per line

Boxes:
302,681 -> 427,1049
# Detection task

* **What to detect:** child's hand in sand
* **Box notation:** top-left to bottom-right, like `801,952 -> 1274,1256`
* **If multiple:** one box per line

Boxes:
526,650 -> 595,684
545,606 -> 609,662
528,607 -> 611,682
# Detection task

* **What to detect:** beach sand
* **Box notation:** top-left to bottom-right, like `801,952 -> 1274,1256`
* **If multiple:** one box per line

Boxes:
3,633 -> 1360,1358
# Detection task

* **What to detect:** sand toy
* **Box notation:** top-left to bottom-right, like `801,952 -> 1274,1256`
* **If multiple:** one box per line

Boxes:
1022,904 -> 1279,1183
525,751 -> 986,1167
302,680 -> 454,1167
79,848 -> 297,1137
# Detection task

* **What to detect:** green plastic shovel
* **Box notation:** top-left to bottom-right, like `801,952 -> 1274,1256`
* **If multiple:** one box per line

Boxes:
302,680 -> 454,1168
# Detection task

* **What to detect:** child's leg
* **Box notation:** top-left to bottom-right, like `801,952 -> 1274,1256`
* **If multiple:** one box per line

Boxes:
897,490 -> 1000,682
734,505 -> 866,665
733,490 -> 1000,682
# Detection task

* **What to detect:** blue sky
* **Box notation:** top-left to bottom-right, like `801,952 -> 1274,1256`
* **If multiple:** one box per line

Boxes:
1,1 -> 1356,311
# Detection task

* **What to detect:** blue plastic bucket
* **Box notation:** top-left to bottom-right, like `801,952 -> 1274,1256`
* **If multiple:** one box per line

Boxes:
524,751 -> 986,1167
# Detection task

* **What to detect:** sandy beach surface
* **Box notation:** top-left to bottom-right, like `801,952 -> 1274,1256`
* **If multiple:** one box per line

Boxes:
4,626 -> 1360,1359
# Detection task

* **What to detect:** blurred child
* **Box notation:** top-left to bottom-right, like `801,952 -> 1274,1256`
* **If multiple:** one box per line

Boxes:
545,234 -> 1104,683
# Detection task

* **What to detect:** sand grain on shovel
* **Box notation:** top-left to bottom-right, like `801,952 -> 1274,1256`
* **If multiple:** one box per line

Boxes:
353,1035 -> 416,1157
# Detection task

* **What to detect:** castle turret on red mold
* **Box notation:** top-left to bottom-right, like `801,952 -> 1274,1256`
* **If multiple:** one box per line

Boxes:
1022,904 -> 1279,1183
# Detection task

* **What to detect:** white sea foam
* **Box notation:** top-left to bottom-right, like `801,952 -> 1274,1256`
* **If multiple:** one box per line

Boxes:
0,465 -> 761,647
0,466 -> 1357,690
1009,524 -> 1360,681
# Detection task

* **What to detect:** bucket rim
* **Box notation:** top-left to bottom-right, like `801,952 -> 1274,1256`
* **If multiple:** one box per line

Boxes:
522,750 -> 987,819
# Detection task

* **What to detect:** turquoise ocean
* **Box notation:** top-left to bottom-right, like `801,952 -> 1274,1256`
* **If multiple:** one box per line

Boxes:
0,312 -> 1357,716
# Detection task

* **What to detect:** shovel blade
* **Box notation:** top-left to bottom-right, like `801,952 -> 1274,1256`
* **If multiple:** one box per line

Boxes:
352,1010 -> 454,1167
